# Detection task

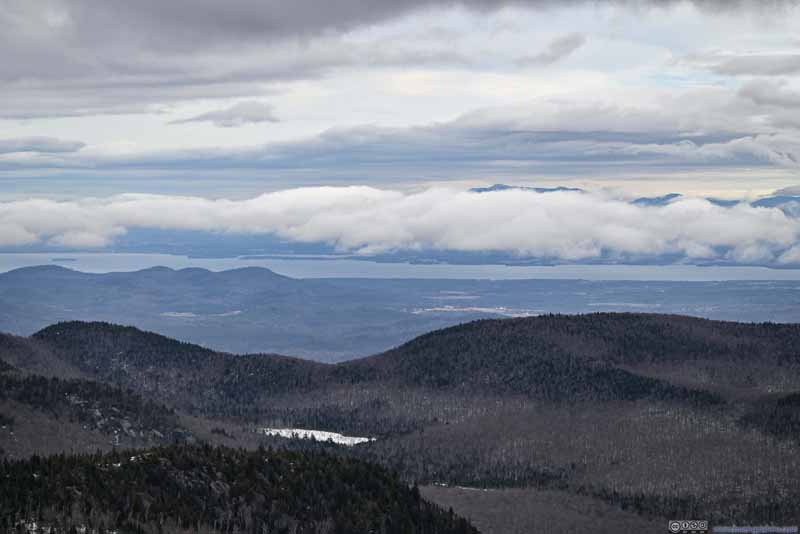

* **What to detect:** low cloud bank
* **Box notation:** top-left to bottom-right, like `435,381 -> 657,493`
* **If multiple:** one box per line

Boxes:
1,186 -> 798,265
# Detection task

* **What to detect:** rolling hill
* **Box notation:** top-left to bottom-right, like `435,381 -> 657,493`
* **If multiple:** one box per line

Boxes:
0,335 -> 480,533
27,316 -> 730,429
4,313 -> 800,531
0,342 -> 192,459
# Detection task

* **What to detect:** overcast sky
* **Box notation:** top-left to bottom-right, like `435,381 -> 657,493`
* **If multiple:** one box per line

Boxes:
2,1 -> 800,263
2,0 -> 799,195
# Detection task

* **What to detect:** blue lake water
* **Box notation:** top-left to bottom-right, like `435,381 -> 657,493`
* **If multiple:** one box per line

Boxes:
2,252 -> 800,281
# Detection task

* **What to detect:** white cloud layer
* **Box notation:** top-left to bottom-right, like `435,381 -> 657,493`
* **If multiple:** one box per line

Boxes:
1,187 -> 798,265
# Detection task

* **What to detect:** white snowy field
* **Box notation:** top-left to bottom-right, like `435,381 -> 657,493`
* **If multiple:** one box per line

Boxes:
259,428 -> 375,446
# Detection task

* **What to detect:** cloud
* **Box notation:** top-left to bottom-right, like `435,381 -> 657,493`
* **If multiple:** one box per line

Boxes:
739,79 -> 800,108
2,1 -> 797,119
1,186 -> 798,265
779,244 -> 800,264
517,33 -> 585,66
0,2 -> 482,119
170,101 -> 279,127
4,89 -> 798,179
718,54 -> 800,76
775,185 -> 800,195
611,134 -> 800,167
0,137 -> 85,155
3,100 -> 800,188
1,0 -> 766,64
688,51 -> 800,76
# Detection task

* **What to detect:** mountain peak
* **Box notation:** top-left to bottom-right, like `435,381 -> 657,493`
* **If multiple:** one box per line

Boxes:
469,183 -> 584,194
631,193 -> 682,206
1,264 -> 84,278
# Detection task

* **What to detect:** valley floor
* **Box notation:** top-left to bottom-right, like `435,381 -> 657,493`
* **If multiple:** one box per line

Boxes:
420,485 -> 663,534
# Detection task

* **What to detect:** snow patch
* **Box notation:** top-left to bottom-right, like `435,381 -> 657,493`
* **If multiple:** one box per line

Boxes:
161,310 -> 242,318
161,311 -> 198,318
587,302 -> 661,308
259,427 -> 374,446
412,305 -> 540,317
213,310 -> 243,317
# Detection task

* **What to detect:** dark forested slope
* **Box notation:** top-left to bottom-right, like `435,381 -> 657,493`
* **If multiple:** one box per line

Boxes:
0,445 -> 477,534
33,321 -> 327,417
741,391 -> 800,439
0,332 -> 85,379
350,313 -> 800,372
5,314 -> 800,531
0,350 -> 191,458
32,315 -> 748,412
342,313 -> 800,398
18,314 -> 800,436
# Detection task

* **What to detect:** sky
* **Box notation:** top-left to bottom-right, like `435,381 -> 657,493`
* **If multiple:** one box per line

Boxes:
2,0 -> 800,264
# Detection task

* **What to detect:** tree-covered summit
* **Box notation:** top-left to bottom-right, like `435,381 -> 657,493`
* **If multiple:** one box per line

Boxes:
0,444 -> 477,534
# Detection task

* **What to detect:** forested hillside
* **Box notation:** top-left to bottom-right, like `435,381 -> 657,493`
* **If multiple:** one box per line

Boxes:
0,332 -> 84,379
0,352 -> 191,459
339,316 -> 731,404
0,445 -> 477,534
348,313 -> 800,384
4,313 -> 800,531
33,321 -> 327,418
35,314 -> 800,405
32,316 -> 729,425
742,391 -> 800,438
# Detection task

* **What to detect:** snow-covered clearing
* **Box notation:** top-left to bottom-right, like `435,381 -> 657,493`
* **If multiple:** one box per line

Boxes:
259,428 -> 375,446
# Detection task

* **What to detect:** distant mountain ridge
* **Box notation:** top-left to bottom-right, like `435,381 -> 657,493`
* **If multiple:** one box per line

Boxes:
0,264 -> 467,361
469,183 -> 585,194
751,194 -> 800,209
4,265 -> 800,365
631,193 -> 682,206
